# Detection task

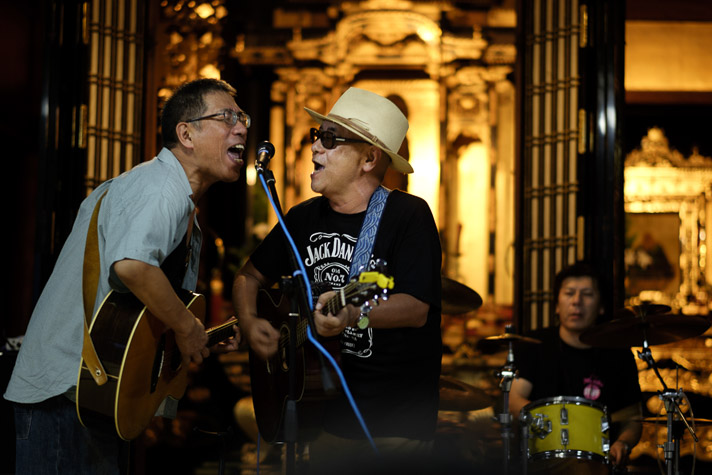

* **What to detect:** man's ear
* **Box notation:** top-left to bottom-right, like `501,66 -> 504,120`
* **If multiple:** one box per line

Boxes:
362,146 -> 381,172
176,122 -> 194,149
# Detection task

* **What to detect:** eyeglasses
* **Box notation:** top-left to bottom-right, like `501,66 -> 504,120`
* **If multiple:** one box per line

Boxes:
310,128 -> 370,150
186,109 -> 251,128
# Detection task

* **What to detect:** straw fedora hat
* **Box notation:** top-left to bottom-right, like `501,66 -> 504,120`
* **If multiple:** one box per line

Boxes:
305,87 -> 413,174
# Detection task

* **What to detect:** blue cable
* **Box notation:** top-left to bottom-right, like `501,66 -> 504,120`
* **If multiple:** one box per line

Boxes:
257,172 -> 378,453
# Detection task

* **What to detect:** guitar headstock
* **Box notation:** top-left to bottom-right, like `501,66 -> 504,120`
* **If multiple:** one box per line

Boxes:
322,260 -> 394,317
357,270 -> 394,291
345,260 -> 393,307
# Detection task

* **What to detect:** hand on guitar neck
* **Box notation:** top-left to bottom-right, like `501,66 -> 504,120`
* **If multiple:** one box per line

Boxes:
313,297 -> 360,337
208,316 -> 241,353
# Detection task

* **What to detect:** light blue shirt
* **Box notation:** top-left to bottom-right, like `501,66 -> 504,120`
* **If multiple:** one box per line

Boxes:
5,148 -> 202,404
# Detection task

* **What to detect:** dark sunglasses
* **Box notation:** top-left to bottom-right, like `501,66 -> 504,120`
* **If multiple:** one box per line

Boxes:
310,128 -> 370,150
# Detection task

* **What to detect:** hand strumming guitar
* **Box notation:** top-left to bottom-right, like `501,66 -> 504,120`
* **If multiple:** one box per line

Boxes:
113,258 -> 209,365
232,260 -> 280,360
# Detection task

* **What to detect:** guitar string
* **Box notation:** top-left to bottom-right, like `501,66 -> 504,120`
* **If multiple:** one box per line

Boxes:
275,282 -> 376,348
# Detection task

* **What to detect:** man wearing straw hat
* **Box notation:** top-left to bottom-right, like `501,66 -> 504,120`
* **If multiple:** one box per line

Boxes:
233,87 -> 443,471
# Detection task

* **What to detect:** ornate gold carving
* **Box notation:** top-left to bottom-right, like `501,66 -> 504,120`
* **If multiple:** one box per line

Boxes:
158,0 -> 228,88
483,44 -> 516,65
626,127 -> 712,168
625,128 -> 712,312
228,1 -> 515,290
235,2 -> 510,80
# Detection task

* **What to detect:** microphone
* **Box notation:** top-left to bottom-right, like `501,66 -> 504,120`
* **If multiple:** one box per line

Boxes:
255,141 -> 275,171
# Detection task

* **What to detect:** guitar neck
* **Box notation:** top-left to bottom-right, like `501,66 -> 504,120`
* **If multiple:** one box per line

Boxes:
206,319 -> 237,347
294,281 -> 363,343
276,277 -> 386,350
283,288 -> 351,350
322,281 -> 360,315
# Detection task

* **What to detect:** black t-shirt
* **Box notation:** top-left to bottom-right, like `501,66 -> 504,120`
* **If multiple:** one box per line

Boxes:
250,189 -> 443,440
514,326 -> 642,417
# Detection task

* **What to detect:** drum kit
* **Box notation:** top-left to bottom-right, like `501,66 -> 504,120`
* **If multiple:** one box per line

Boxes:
578,304 -> 711,475
440,279 -> 712,475
441,276 -> 483,315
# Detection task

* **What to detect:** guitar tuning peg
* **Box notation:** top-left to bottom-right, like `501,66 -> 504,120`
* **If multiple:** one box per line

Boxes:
373,259 -> 387,272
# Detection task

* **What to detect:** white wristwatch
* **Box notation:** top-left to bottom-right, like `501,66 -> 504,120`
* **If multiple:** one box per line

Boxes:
356,303 -> 372,329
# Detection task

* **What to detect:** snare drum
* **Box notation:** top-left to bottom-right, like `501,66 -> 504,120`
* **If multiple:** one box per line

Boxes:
520,396 -> 610,463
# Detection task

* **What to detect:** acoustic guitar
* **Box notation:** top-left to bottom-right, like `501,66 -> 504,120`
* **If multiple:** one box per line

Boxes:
250,270 -> 394,443
76,289 -> 237,440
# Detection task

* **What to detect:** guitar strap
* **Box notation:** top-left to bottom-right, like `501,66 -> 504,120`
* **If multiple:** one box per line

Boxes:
81,190 -> 109,386
348,185 -> 390,279
81,193 -> 196,387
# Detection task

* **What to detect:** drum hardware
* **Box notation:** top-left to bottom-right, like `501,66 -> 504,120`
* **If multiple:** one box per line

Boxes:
496,339 -> 516,475
478,325 -> 541,474
526,413 -> 552,439
581,305 -> 711,475
636,325 -> 700,475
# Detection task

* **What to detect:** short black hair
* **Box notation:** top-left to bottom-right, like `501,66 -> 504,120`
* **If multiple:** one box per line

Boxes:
161,78 -> 237,149
553,261 -> 601,301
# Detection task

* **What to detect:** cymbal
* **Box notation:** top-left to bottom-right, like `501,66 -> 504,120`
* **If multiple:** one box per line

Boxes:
580,313 -> 711,348
638,417 -> 712,426
441,276 -> 483,314
614,303 -> 672,319
439,376 -> 493,412
476,332 -> 542,351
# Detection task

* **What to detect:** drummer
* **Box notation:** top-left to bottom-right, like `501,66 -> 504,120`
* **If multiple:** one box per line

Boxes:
510,261 -> 643,470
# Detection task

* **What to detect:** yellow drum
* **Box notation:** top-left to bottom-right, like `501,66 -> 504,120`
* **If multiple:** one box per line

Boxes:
521,396 -> 610,463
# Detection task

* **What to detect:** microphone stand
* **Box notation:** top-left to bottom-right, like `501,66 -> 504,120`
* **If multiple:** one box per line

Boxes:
255,160 -> 335,475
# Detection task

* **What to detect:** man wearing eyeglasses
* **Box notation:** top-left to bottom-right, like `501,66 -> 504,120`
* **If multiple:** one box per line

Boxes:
233,88 -> 443,472
5,78 -> 244,474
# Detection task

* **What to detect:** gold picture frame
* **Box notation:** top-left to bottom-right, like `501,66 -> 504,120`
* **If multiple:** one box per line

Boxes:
624,128 -> 712,314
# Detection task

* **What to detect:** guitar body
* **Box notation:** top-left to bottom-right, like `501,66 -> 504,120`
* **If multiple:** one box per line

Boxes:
248,270 -> 392,444
76,289 -> 205,441
249,288 -> 339,444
